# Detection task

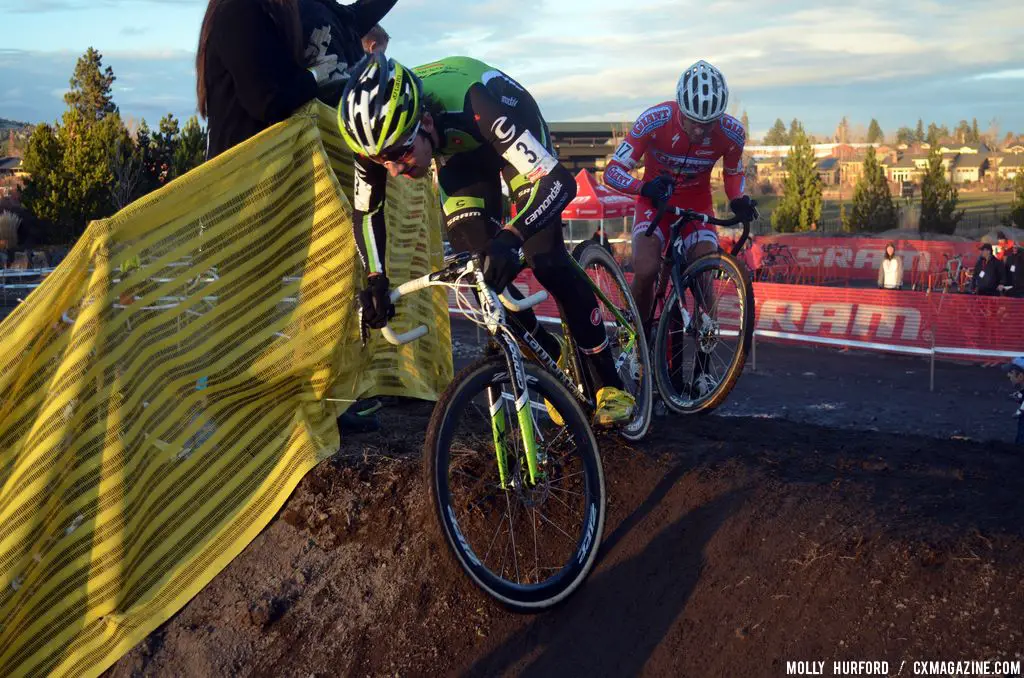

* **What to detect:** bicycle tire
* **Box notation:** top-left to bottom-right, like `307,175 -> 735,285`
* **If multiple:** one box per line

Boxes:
653,252 -> 754,415
572,241 -> 654,441
424,355 -> 605,612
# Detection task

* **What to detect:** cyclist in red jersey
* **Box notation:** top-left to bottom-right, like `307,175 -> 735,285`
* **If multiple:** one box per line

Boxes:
603,60 -> 758,331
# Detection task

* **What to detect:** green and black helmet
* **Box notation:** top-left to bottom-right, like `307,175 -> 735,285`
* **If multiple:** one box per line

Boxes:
337,52 -> 423,158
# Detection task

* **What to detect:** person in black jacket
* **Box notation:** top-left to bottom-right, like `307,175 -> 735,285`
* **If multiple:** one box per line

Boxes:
299,0 -> 397,105
999,244 -> 1024,297
197,0 -> 339,159
972,243 -> 1004,296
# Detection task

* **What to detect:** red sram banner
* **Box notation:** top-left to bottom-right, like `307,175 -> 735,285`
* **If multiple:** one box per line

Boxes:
449,273 -> 1024,361
721,235 -> 983,286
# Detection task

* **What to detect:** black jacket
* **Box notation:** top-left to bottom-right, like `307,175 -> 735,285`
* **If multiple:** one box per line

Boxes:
299,0 -> 398,105
972,254 -> 1004,296
1002,249 -> 1024,296
204,0 -> 318,159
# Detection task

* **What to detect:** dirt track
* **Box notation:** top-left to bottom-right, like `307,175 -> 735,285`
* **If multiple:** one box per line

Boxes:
107,328 -> 1024,678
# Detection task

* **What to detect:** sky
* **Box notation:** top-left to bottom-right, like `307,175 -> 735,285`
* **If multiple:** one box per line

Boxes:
2,0 -> 1024,140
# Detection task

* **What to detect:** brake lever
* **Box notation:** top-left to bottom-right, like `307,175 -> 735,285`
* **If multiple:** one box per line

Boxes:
644,200 -> 671,239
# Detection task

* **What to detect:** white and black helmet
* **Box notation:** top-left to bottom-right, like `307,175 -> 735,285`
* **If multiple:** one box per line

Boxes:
337,52 -> 422,157
676,60 -> 729,123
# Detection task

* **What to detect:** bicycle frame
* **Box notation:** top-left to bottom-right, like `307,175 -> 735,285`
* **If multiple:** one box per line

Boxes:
376,254 -> 584,490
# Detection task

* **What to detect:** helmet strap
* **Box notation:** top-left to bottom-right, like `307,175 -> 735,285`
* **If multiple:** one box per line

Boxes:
419,127 -> 437,153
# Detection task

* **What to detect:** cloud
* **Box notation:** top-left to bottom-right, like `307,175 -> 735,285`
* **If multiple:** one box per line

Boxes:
0,48 -> 197,124
2,0 -> 1024,137
974,69 -> 1024,80
1,0 -> 200,11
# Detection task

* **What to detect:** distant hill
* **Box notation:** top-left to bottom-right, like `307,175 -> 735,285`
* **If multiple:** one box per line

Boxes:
0,118 -> 31,131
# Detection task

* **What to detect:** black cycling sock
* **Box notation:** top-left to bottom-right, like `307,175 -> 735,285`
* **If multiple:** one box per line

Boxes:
583,347 -> 622,392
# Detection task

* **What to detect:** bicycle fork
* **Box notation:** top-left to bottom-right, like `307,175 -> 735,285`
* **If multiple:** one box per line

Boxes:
485,331 -> 545,489
476,278 -> 544,490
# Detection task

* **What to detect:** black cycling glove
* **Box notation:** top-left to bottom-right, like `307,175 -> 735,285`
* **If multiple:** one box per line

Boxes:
729,195 -> 759,223
482,229 -> 523,292
639,175 -> 675,206
359,274 -> 395,329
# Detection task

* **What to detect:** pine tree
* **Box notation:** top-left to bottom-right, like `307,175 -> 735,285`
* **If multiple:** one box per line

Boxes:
153,113 -> 180,185
771,126 -> 822,233
835,116 -> 850,144
895,127 -> 915,145
64,47 -> 117,122
920,148 -> 964,234
970,118 -> 980,144
136,119 -> 155,185
788,118 -> 802,144
764,118 -> 788,145
866,119 -> 884,144
173,116 -> 208,178
20,124 -> 64,227
926,123 -> 942,147
21,48 -> 127,241
740,110 -> 749,136
21,110 -> 124,241
954,120 -> 971,145
915,118 -> 925,143
848,147 -> 898,232
1006,172 -> 1024,228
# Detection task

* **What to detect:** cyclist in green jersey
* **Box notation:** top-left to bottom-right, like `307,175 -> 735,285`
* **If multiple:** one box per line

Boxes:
337,53 -> 634,427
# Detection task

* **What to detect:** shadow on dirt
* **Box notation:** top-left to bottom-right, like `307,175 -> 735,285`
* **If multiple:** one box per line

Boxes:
466,485 -> 745,677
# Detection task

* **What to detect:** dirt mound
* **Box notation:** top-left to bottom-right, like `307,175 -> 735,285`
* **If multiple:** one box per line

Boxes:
107,401 -> 1024,678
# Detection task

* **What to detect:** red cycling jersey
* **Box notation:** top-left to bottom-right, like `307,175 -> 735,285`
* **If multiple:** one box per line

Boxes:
604,101 -> 746,245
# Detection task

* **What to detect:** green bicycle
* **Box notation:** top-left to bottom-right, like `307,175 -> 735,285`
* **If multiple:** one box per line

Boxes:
375,246 -> 650,611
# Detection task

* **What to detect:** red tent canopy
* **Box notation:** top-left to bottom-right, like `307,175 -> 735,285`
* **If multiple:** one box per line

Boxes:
561,169 -> 636,220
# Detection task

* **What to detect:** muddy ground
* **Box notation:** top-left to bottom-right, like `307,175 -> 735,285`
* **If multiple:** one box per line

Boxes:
105,324 -> 1024,678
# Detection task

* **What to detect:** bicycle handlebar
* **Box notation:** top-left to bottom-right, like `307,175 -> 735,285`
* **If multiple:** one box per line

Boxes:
378,276 -> 549,346
643,204 -> 752,256
499,289 -> 549,312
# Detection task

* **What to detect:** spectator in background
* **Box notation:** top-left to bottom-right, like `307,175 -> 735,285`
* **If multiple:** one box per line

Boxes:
973,243 -> 1003,296
361,23 -> 389,53
299,0 -> 396,105
739,235 -> 764,278
1000,242 -> 1024,297
298,0 -> 397,432
995,230 -> 1016,261
877,241 -> 903,290
198,0 -> 338,160
1002,356 -> 1024,445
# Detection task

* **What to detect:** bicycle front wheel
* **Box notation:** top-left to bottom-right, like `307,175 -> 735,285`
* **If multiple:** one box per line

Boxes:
424,355 -> 605,612
654,252 -> 754,414
573,240 -> 653,441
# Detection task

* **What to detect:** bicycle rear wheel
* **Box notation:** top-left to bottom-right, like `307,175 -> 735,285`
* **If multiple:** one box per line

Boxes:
424,355 -> 605,612
573,241 -> 653,441
654,252 -> 754,414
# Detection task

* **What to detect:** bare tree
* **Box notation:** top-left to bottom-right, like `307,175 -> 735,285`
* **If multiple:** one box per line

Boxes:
110,136 -> 144,211
984,118 -> 1001,148
0,210 -> 21,249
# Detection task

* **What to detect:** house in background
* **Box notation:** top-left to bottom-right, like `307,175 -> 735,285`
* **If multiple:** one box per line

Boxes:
888,157 -> 920,183
939,142 -> 989,155
952,154 -> 989,184
996,154 -> 1023,180
0,156 -> 25,180
815,157 -> 840,185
